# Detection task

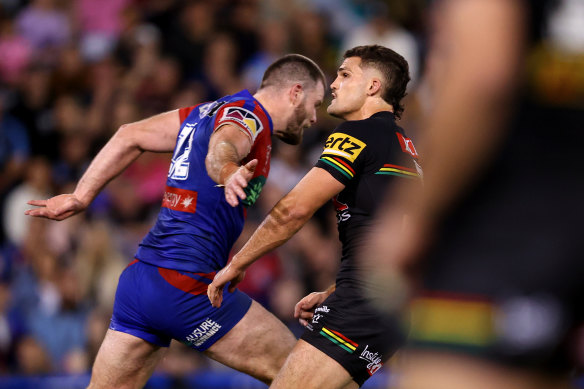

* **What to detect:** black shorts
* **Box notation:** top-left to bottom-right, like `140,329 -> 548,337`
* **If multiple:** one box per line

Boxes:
407,167 -> 584,373
300,287 -> 406,387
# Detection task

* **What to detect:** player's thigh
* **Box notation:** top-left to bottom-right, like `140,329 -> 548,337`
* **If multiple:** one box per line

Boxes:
271,339 -> 358,389
88,329 -> 166,389
204,300 -> 296,383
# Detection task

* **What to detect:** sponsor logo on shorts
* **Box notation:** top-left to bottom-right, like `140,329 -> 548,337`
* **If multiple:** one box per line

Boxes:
185,318 -> 222,347
322,133 -> 366,162
315,305 -> 330,314
312,305 -> 330,324
359,344 -> 383,376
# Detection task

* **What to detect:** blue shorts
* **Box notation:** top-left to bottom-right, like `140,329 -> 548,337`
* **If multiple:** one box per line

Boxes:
110,259 -> 252,351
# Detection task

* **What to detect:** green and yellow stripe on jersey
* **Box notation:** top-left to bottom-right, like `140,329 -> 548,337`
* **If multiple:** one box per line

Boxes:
375,164 -> 419,179
319,327 -> 359,353
319,156 -> 355,179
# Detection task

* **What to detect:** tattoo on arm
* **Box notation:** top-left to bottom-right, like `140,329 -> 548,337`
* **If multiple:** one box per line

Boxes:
206,138 -> 244,185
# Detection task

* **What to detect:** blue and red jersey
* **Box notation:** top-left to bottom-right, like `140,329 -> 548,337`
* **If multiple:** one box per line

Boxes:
136,90 -> 273,273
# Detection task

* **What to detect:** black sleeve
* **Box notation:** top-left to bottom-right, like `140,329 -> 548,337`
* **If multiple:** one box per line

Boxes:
314,122 -> 370,185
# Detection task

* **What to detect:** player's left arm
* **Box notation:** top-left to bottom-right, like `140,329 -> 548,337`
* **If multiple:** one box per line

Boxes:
208,168 -> 345,307
205,124 -> 255,207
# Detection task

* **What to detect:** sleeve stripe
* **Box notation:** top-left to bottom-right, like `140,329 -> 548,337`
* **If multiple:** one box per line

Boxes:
331,157 -> 355,175
375,169 -> 419,179
378,167 -> 418,177
319,157 -> 353,179
383,163 -> 416,173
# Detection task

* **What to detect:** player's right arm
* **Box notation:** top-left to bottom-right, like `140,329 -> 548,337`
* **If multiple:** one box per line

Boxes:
205,124 -> 255,207
25,110 -> 181,221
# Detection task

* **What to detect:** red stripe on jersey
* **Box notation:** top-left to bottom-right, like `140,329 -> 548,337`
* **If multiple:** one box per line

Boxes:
383,164 -> 416,173
178,106 -> 198,124
158,268 -> 216,296
332,157 -> 355,174
126,259 -> 139,268
161,186 -> 198,213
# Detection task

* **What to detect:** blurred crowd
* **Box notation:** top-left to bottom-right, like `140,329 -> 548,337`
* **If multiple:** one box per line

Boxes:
0,0 -> 426,379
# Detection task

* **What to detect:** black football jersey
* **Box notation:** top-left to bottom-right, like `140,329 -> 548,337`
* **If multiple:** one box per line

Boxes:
315,111 -> 421,290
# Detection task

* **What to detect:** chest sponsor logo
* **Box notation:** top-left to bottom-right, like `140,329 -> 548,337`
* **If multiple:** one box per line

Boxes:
185,318 -> 222,347
162,186 -> 198,213
220,106 -> 264,139
323,133 -> 366,162
359,344 -> 383,376
396,132 -> 419,158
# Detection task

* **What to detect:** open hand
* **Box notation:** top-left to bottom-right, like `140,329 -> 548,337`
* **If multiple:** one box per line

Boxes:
25,194 -> 86,221
224,159 -> 257,207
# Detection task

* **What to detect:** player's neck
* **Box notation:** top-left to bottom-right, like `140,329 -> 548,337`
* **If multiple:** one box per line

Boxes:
253,90 -> 287,131
344,99 -> 394,121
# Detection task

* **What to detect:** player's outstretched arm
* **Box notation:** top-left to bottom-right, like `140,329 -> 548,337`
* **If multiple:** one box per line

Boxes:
207,167 -> 345,307
205,124 -> 254,207
25,110 -> 181,221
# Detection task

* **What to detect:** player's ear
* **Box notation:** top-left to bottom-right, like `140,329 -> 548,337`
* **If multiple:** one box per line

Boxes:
289,83 -> 304,106
368,78 -> 382,96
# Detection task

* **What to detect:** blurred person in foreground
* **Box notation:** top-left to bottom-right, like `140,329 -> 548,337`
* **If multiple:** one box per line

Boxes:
208,45 -> 421,388
25,54 -> 326,388
363,0 -> 584,388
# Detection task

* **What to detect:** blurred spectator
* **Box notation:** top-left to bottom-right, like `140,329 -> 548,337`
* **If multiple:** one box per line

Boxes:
162,0 -> 216,80
52,132 -> 91,189
74,220 -> 127,310
201,32 -> 244,99
50,45 -> 88,98
27,264 -> 89,372
9,64 -> 57,160
15,0 -> 70,64
15,335 -> 51,374
135,55 -> 182,116
241,19 -> 290,91
220,0 -> 260,69
0,280 -> 26,373
342,1 -> 420,84
2,157 -> 51,246
269,278 -> 305,337
75,0 -> 131,62
0,15 -> 32,85
0,88 -> 29,195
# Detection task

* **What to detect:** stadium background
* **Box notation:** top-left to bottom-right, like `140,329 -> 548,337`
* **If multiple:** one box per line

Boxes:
0,0 -> 582,388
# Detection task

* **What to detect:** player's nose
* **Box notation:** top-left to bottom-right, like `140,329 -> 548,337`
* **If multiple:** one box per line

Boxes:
310,110 -> 317,124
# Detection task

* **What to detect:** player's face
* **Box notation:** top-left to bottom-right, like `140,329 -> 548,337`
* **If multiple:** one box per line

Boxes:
328,57 -> 368,119
280,82 -> 325,145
